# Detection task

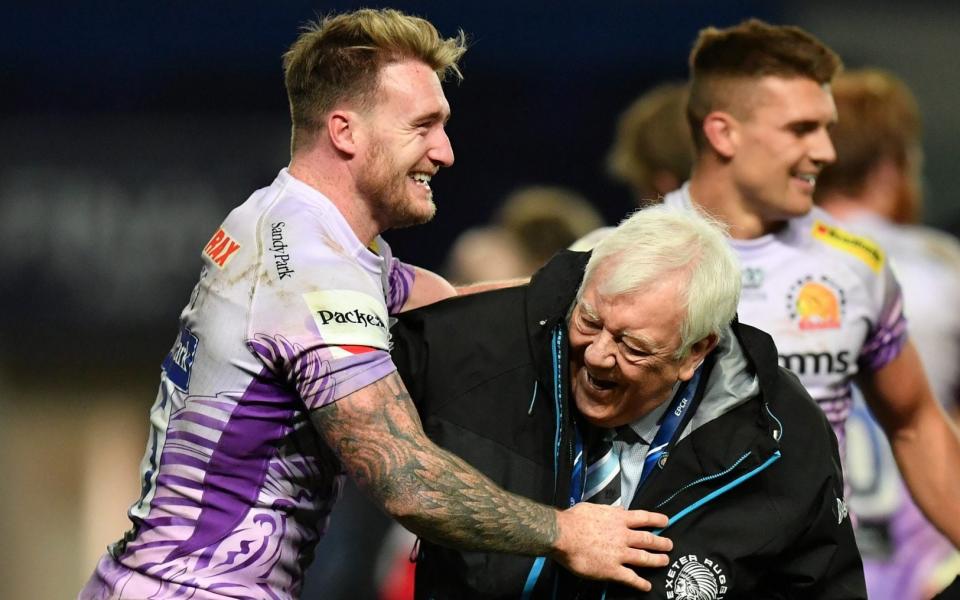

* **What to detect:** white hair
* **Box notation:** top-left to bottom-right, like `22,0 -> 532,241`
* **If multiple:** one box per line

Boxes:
578,204 -> 741,357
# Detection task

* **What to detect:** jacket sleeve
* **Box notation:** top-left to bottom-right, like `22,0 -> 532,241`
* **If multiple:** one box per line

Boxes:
390,311 -> 430,411
760,374 -> 867,599
763,473 -> 866,599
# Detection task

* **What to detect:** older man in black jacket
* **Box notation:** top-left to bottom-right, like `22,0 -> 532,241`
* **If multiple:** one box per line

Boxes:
391,205 -> 866,599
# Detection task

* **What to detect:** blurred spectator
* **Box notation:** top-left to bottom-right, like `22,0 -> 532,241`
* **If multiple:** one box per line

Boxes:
816,68 -> 960,600
446,185 -> 604,282
570,83 -> 693,252
444,226 -> 528,283
606,82 -> 694,201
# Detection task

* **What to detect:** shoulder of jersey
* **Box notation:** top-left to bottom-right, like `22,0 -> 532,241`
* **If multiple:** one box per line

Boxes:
913,225 -> 960,265
808,217 -> 885,273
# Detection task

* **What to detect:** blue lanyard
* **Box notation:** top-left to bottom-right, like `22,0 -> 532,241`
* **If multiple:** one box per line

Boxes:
569,427 -> 585,507
637,364 -> 704,490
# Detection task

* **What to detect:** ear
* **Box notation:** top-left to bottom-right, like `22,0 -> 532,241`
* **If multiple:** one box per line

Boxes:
702,111 -> 738,159
678,333 -> 718,382
327,110 -> 361,157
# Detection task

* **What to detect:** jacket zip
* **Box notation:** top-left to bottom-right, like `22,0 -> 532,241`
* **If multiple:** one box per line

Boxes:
652,450 -> 782,535
522,325 -> 568,600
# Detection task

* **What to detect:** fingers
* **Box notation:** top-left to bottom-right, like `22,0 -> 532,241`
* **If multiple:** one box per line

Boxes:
623,546 -> 671,569
611,567 -> 655,592
550,503 -> 674,585
627,528 -> 673,553
624,508 -> 669,529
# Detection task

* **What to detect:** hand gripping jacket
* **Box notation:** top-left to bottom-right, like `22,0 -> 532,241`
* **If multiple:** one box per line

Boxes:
390,250 -> 866,600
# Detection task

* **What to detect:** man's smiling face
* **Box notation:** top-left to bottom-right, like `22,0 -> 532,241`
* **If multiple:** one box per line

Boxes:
355,59 -> 454,230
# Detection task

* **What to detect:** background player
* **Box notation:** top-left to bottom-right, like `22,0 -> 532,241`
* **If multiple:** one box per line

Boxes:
815,68 -> 960,599
606,82 -> 693,201
659,19 -> 960,554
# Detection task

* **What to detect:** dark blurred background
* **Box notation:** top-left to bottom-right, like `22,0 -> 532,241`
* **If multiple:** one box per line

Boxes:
2,2 -> 958,598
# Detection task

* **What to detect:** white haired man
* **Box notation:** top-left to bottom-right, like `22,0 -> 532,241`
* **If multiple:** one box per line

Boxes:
393,205 -> 866,598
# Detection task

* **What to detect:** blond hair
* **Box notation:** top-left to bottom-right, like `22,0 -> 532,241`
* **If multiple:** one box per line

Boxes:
687,19 -> 842,152
497,186 -> 604,267
283,8 -> 467,153
607,82 -> 694,198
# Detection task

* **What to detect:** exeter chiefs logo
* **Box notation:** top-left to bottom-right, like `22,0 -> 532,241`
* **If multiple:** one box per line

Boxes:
786,274 -> 846,331
665,554 -> 727,600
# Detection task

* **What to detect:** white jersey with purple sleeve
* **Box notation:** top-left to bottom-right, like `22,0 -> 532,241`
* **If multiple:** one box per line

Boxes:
839,215 -> 960,600
81,168 -> 416,600
664,184 -> 908,456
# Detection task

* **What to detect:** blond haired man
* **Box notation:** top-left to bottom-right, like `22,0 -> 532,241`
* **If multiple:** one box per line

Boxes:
816,69 -> 960,600
80,9 -> 669,599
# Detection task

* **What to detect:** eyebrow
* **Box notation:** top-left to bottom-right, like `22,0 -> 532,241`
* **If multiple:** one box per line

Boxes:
579,301 -> 599,320
620,330 -> 658,352
580,301 -> 658,351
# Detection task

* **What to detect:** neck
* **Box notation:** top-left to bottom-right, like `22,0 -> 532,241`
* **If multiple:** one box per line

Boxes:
688,165 -> 781,239
816,194 -> 886,223
818,162 -> 905,224
289,152 -> 382,246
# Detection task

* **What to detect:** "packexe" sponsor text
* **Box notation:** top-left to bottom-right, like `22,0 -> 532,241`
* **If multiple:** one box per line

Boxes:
317,309 -> 385,329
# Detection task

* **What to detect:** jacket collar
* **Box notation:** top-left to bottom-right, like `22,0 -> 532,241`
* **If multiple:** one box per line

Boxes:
629,318 -> 783,511
525,250 -> 591,382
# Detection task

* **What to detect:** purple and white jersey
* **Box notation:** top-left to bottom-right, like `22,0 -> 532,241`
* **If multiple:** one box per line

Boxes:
840,214 -> 960,600
664,185 -> 907,455
81,168 -> 415,599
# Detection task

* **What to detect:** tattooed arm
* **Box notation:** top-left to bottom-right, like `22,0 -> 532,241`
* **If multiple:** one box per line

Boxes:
311,371 -> 673,591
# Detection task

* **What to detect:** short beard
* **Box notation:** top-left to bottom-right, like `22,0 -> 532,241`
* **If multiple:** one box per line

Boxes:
358,139 -> 436,231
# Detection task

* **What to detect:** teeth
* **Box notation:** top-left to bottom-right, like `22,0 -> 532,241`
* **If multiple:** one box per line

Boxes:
796,174 -> 816,184
410,173 -> 432,186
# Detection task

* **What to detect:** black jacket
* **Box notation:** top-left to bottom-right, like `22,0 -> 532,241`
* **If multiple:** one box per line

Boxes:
391,250 -> 866,599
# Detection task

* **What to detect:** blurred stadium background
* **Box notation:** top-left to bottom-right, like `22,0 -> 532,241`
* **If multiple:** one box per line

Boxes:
2,2 -> 958,597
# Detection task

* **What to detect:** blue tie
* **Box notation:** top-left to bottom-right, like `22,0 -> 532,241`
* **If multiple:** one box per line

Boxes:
583,430 -> 621,506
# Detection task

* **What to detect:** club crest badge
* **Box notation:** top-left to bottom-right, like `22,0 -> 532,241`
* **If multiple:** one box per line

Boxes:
786,274 -> 846,331
665,554 -> 727,600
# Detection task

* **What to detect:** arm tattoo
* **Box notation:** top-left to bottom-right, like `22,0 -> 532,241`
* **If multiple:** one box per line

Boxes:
311,373 -> 559,555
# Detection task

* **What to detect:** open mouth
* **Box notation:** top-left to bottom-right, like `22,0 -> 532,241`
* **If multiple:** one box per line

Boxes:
409,172 -> 432,193
586,371 -> 618,391
792,172 -> 817,189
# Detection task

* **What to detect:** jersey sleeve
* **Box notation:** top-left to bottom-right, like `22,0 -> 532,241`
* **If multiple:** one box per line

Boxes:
247,213 -> 396,411
858,260 -> 908,373
386,257 -> 416,314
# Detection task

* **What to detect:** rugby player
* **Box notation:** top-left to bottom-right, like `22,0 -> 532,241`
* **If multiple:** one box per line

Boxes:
80,9 -> 672,599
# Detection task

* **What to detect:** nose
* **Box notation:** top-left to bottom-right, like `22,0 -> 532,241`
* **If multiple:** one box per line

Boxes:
428,128 -> 454,168
811,128 -> 837,167
583,330 -> 617,369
